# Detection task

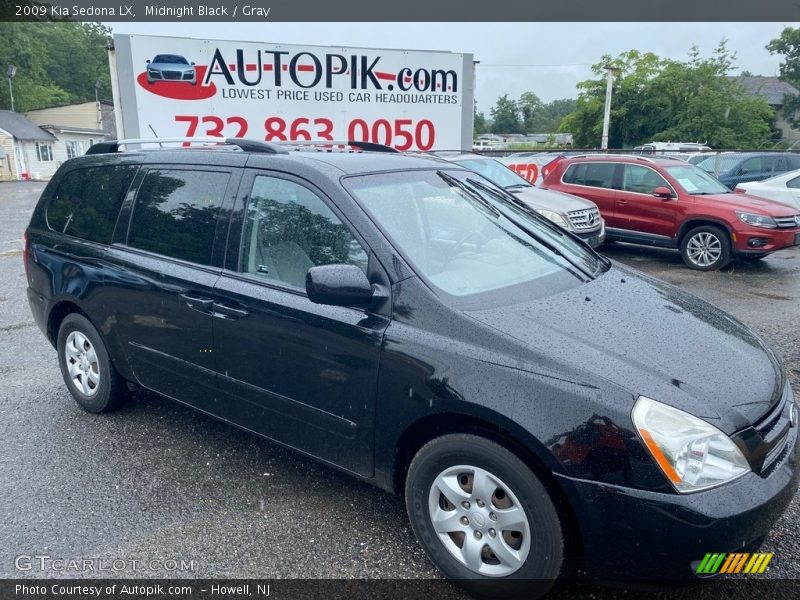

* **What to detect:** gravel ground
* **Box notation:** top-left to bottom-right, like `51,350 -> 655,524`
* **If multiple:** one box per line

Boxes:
0,180 -> 797,597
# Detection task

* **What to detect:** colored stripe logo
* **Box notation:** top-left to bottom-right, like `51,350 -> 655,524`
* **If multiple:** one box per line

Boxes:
696,552 -> 773,575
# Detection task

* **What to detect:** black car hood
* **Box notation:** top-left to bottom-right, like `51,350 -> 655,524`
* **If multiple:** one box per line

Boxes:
465,265 -> 783,434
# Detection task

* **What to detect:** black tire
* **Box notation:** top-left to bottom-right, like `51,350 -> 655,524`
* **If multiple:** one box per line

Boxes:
57,313 -> 126,413
680,225 -> 732,271
405,434 -> 563,599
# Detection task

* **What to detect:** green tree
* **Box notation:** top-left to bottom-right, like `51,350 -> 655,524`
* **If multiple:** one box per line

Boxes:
490,94 -> 522,134
0,21 -> 112,112
518,91 -> 542,132
561,42 -> 775,148
767,26 -> 800,129
525,98 -> 577,133
473,100 -> 490,135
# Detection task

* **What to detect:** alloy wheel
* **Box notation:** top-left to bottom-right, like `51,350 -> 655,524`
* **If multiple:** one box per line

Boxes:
685,231 -> 722,268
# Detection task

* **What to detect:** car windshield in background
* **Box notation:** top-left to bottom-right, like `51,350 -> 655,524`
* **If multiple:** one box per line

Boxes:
665,165 -> 730,195
697,155 -> 742,173
153,55 -> 188,64
346,169 -> 602,301
455,158 -> 531,188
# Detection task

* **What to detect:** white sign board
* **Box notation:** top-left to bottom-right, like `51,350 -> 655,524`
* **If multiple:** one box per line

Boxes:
111,34 -> 474,151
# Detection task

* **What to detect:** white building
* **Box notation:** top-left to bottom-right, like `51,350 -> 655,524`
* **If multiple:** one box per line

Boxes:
0,102 -> 112,181
0,110 -> 59,181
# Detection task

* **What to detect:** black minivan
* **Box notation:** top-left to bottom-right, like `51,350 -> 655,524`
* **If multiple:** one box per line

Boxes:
25,139 -> 798,596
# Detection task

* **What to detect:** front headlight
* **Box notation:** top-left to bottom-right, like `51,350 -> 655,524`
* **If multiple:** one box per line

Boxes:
632,396 -> 750,493
537,209 -> 570,228
736,211 -> 777,229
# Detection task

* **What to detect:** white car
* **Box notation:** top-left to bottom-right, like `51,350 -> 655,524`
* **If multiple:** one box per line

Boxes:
735,169 -> 800,211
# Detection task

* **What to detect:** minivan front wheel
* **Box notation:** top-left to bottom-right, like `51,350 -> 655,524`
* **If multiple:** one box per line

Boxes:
405,434 -> 563,598
57,313 -> 126,413
680,225 -> 731,271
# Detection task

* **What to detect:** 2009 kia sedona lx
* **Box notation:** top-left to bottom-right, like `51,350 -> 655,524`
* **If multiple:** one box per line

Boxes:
25,139 -> 798,598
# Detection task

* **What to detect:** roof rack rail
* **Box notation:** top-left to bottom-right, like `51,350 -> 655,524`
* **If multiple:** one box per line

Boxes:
86,137 -> 289,155
568,153 -> 655,163
278,140 -> 398,153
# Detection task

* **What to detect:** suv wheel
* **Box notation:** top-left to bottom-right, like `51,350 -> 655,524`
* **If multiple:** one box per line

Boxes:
405,434 -> 563,599
680,225 -> 731,271
57,313 -> 126,413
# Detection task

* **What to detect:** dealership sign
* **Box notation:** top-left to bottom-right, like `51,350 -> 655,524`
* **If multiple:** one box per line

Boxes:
111,34 -> 474,150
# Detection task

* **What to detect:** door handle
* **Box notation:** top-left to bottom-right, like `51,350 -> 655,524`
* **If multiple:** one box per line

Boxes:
212,302 -> 249,319
180,293 -> 214,309
617,199 -> 628,205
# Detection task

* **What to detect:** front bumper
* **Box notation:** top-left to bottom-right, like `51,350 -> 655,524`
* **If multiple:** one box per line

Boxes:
555,422 -> 799,581
574,221 -> 606,248
731,226 -> 800,254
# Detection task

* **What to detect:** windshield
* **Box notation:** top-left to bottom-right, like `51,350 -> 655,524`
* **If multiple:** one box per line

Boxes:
454,158 -> 531,188
153,55 -> 189,64
664,165 -> 730,195
697,155 -> 742,173
345,169 -> 603,300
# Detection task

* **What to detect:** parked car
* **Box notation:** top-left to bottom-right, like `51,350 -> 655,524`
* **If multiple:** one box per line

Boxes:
542,154 -> 800,270
146,54 -> 197,85
25,138 -> 798,597
696,152 -> 800,189
633,142 -> 712,155
734,169 -> 800,211
435,153 -> 605,247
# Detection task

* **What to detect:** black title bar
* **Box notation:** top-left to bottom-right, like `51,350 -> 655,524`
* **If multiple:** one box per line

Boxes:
2,0 -> 800,22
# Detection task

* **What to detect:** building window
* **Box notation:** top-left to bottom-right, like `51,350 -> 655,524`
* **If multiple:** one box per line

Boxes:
66,141 -> 80,159
35,143 -> 53,162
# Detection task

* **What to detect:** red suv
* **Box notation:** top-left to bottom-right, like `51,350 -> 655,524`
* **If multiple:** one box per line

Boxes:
543,155 -> 800,270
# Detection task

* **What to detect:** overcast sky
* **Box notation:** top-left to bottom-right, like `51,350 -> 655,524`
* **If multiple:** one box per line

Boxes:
106,22 -> 799,111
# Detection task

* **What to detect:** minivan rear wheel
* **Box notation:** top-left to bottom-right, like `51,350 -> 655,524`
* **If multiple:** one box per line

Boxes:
57,313 -> 126,413
405,434 -> 563,599
680,225 -> 731,271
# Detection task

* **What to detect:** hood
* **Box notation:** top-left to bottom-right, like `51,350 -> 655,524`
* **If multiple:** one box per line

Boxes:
465,265 -> 783,434
508,186 -> 598,213
695,192 -> 799,216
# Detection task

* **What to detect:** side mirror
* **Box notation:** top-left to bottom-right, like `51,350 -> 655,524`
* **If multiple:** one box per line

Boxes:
652,186 -> 674,199
146,60 -> 151,64
306,264 -> 374,306
191,62 -> 196,66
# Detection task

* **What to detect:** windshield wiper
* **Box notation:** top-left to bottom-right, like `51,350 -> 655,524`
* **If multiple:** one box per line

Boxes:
505,183 -> 530,189
437,171 -> 501,217
465,177 -> 543,217
464,178 -> 599,281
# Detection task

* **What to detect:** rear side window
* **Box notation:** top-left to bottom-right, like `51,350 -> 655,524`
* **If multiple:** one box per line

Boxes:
562,162 -> 616,189
46,165 -> 137,244
127,169 -> 230,265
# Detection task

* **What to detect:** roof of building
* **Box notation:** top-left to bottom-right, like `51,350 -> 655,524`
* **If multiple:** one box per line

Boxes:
735,76 -> 800,106
25,100 -> 114,112
40,125 -> 108,136
0,111 -> 56,141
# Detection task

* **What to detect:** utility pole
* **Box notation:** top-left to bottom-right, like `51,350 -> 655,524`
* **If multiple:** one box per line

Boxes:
94,78 -> 102,128
601,65 -> 615,151
6,65 -> 16,112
